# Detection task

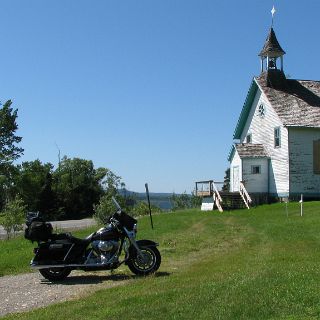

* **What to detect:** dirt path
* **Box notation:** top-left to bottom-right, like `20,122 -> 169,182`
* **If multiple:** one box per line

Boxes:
0,270 -> 132,317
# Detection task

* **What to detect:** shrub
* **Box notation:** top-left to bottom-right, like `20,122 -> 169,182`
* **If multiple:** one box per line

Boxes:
171,192 -> 201,211
0,197 -> 26,239
93,194 -> 127,225
131,201 -> 161,217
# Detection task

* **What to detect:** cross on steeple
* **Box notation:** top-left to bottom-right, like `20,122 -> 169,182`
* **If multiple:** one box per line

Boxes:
271,5 -> 276,27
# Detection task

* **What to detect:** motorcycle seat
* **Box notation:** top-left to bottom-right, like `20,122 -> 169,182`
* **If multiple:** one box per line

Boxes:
70,234 -> 93,245
51,233 -> 93,245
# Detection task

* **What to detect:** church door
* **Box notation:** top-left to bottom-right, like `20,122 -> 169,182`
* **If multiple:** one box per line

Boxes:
233,166 -> 240,192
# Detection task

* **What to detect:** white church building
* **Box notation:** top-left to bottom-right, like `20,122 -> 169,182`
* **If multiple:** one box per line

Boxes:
229,26 -> 320,200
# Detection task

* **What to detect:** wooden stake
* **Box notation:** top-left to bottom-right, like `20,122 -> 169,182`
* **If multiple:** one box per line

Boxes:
145,183 -> 154,229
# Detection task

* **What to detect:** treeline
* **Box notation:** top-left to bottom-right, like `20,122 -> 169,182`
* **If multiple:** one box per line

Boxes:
2,157 -> 118,220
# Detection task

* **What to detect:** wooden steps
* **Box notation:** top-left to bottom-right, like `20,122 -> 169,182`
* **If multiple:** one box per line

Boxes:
220,192 -> 248,210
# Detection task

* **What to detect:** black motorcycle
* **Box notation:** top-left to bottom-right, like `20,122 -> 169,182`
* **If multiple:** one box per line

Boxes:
25,197 -> 161,281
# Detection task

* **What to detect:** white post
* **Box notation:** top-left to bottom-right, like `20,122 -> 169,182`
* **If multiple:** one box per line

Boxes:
284,197 -> 288,218
299,194 -> 303,217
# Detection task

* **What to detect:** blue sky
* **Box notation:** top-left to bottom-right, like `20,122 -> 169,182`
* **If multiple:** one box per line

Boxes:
1,1 -> 319,193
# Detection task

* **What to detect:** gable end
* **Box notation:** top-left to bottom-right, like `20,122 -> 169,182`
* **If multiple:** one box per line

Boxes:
233,79 -> 259,139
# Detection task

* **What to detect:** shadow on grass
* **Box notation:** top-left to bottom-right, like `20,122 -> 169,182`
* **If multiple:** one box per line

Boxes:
41,271 -> 170,286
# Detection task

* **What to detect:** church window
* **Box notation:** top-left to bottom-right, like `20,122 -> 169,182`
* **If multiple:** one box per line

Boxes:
251,165 -> 261,174
258,104 -> 266,118
274,127 -> 281,147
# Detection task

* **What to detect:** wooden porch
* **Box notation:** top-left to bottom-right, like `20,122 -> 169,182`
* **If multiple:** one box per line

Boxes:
195,180 -> 252,212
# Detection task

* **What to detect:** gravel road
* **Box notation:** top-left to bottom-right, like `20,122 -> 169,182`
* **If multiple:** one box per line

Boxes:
0,270 -> 132,317
0,218 -> 96,239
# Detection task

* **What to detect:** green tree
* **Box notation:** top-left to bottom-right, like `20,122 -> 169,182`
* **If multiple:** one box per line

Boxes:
38,172 -> 61,219
93,170 -> 124,224
0,100 -> 23,165
93,194 -> 121,224
170,192 -> 201,210
222,168 -> 230,192
53,157 -> 110,219
0,197 -> 26,239
190,192 -> 202,208
16,160 -> 54,213
171,192 -> 192,211
131,201 -> 161,217
0,100 -> 24,206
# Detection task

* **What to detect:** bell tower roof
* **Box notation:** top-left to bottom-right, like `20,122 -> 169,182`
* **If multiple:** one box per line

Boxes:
259,27 -> 286,58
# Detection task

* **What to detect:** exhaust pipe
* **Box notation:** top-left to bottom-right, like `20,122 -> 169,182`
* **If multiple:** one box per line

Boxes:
31,263 -> 115,269
32,263 -> 79,269
30,260 -> 126,270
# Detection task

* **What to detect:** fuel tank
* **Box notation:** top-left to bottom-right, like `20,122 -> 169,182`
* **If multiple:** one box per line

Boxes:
91,224 -> 122,241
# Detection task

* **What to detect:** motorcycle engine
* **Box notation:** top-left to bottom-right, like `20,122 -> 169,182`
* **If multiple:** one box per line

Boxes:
91,240 -> 119,264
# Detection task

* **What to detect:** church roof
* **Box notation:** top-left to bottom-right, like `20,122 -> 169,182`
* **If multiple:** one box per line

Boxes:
235,143 -> 270,158
259,27 -> 285,57
233,74 -> 320,139
228,143 -> 269,161
255,73 -> 320,127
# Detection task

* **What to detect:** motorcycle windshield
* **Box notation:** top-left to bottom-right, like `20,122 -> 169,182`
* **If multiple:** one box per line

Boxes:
117,212 -> 137,230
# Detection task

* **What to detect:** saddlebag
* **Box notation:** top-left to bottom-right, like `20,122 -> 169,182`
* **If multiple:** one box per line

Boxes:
25,221 -> 53,242
33,240 -> 86,265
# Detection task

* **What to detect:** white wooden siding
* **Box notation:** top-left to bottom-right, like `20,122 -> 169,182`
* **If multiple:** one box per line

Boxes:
239,86 -> 289,196
230,150 -> 242,192
289,127 -> 320,195
242,158 -> 269,193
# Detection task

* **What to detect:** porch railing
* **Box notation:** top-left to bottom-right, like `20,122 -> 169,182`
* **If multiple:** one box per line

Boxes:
212,181 -> 223,212
239,181 -> 252,209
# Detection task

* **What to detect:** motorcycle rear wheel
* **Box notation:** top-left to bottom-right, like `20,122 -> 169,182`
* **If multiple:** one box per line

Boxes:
128,246 -> 161,276
39,267 -> 71,281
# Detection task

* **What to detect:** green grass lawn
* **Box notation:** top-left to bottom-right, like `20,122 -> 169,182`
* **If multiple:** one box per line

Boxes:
2,202 -> 320,319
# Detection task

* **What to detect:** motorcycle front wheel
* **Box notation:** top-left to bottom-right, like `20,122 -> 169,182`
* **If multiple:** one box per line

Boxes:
39,267 -> 71,281
127,246 -> 161,276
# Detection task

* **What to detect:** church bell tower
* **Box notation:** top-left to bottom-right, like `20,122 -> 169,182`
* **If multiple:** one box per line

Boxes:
259,27 -> 286,73
258,7 -> 287,88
